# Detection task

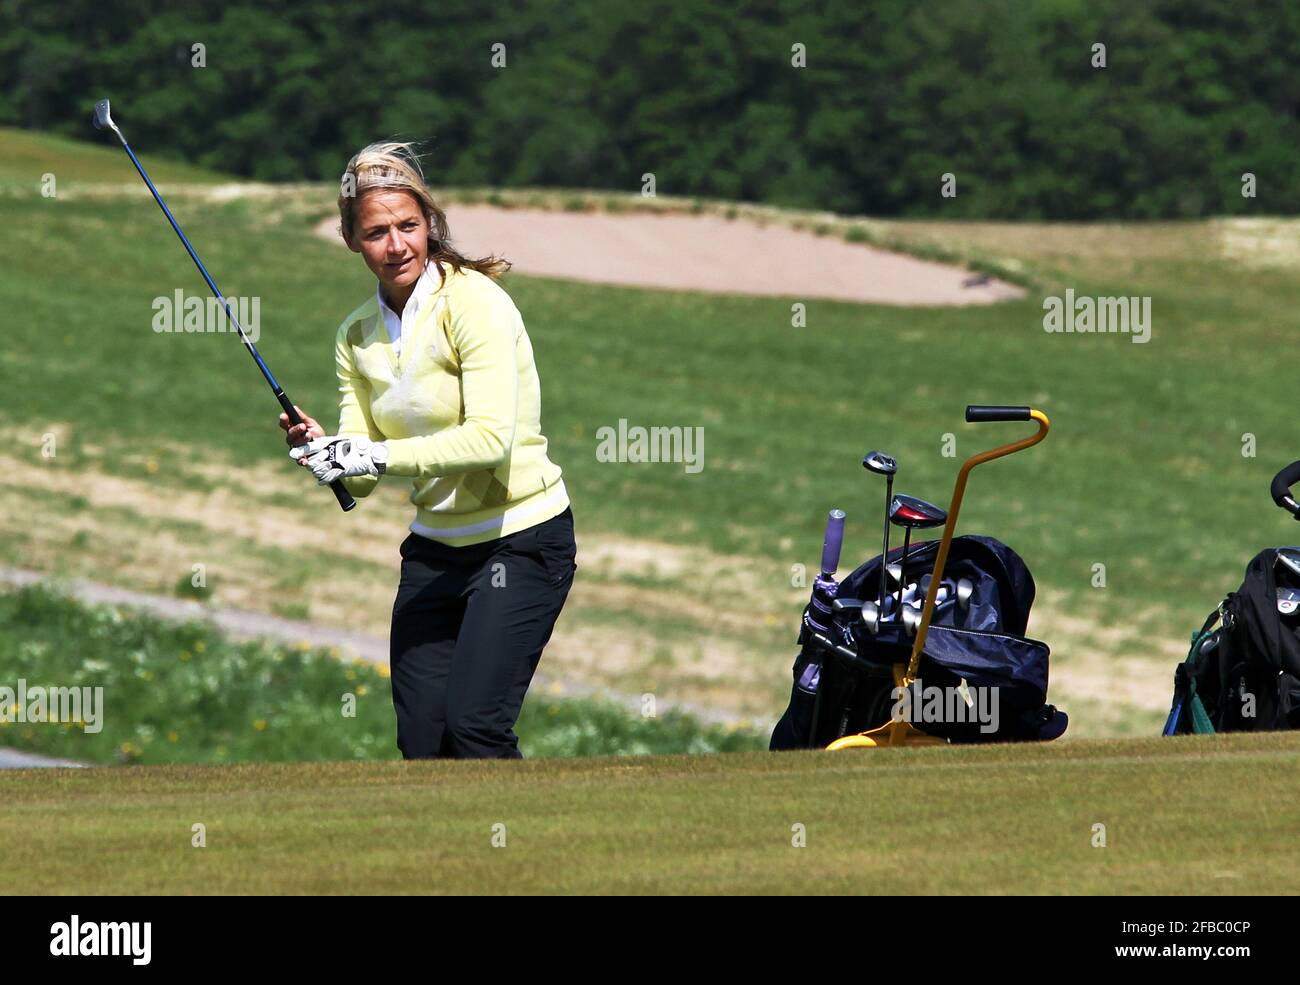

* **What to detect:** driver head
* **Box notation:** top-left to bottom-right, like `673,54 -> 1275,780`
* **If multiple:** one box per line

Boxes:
889,494 -> 948,530
862,450 -> 897,476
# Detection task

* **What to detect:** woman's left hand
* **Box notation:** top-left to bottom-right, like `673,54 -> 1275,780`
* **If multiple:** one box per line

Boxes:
291,435 -> 389,485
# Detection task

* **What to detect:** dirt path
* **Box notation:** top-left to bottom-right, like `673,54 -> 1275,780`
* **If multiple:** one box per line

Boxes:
314,206 -> 1024,305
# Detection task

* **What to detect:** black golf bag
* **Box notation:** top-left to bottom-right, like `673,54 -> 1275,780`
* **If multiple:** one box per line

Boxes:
770,535 -> 1068,749
1163,547 -> 1300,735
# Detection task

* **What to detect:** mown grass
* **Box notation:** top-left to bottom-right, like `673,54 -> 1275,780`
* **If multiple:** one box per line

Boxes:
2,732 -> 1298,894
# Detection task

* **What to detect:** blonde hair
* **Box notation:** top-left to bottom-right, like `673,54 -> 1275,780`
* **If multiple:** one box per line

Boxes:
337,141 -> 510,279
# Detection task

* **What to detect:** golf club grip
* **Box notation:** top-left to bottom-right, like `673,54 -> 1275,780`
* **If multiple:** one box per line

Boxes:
1272,460 -> 1300,511
966,405 -> 1031,423
821,509 -> 846,575
328,478 -> 357,512
279,394 -> 356,512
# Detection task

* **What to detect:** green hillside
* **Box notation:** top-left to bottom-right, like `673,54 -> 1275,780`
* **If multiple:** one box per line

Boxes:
0,125 -> 231,187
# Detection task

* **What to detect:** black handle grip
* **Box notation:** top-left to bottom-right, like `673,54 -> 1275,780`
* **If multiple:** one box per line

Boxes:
966,405 -> 1032,423
279,393 -> 357,513
330,480 -> 357,512
1271,460 -> 1300,517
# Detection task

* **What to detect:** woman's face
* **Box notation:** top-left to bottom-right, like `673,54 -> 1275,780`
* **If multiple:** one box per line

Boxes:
346,189 -> 429,294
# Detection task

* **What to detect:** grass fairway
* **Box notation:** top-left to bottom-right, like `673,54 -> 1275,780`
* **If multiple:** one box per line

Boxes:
4,733 -> 1297,894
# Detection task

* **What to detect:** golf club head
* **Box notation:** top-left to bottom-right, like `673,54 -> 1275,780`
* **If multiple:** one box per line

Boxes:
889,494 -> 948,530
862,450 -> 897,476
956,578 -> 974,609
886,561 -> 902,585
860,600 -> 881,634
1277,548 -> 1300,583
901,605 -> 922,637
918,574 -> 950,595
831,597 -> 864,616
92,99 -> 116,132
1278,588 -> 1300,617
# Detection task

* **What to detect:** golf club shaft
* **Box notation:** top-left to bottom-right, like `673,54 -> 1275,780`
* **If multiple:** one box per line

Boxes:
105,123 -> 355,512
897,528 -> 910,617
878,473 -> 893,617
905,408 -> 1050,681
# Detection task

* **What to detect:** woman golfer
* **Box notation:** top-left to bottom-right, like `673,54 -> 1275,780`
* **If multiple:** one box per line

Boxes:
280,142 -> 575,760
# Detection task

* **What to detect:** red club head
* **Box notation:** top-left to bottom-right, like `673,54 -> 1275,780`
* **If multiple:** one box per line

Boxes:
889,494 -> 947,530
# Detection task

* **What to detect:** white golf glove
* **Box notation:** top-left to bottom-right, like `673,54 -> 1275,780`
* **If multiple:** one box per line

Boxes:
290,435 -> 389,485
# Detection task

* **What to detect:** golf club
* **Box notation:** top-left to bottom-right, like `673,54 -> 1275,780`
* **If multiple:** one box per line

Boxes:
805,508 -> 847,640
1277,547 -> 1300,581
956,577 -> 974,609
862,450 -> 897,630
860,600 -> 881,633
92,98 -> 355,512
1278,587 -> 1300,618
1278,548 -> 1300,615
900,604 -> 922,637
819,509 -> 846,580
888,494 -> 948,618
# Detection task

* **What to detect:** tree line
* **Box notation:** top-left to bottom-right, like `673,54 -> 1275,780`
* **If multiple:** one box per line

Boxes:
3,0 -> 1297,219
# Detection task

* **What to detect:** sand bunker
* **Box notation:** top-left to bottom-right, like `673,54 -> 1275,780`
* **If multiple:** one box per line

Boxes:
316,205 -> 1024,306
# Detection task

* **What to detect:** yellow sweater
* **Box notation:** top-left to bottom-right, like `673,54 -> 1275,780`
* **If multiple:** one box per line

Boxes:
334,264 -> 569,546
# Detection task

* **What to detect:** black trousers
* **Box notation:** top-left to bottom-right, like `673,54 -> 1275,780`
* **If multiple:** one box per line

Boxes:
389,507 -> 577,759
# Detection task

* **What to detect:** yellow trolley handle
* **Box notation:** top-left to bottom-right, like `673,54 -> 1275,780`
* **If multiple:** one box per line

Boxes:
903,406 -> 1051,685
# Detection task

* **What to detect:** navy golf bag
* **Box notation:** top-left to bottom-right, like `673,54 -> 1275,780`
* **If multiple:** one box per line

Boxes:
770,535 -> 1068,749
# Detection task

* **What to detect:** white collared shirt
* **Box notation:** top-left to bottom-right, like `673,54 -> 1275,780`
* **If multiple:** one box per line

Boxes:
376,260 -> 443,360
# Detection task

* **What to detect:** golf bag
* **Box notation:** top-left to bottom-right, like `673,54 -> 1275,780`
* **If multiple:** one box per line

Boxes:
1163,547 -> 1300,735
770,535 -> 1068,749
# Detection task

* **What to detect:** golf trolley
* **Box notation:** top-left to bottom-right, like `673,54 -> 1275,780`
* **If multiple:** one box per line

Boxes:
771,406 -> 1068,751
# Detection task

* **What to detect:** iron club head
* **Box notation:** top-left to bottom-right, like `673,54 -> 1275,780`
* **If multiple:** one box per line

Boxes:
92,99 -> 115,131
956,577 -> 974,609
92,99 -> 125,142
